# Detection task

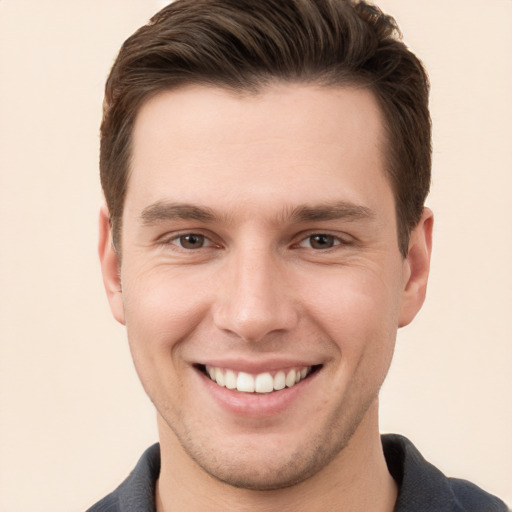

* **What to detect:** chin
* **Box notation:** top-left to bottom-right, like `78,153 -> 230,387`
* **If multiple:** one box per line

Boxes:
169,417 -> 358,491
193,446 -> 336,491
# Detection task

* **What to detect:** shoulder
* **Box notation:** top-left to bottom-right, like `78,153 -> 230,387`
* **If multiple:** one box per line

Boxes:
448,478 -> 510,512
85,493 -> 119,512
382,434 -> 509,512
85,444 -> 161,512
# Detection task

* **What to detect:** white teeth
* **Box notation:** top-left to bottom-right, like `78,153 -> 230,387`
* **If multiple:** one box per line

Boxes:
237,372 -> 255,392
225,370 -> 237,390
255,373 -> 274,393
285,369 -> 296,387
205,365 -> 313,393
273,371 -> 286,391
215,368 -> 225,387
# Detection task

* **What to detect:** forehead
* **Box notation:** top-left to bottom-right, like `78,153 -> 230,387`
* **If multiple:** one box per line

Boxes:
126,83 -> 393,222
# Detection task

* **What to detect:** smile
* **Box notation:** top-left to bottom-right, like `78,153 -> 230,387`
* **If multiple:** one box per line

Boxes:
202,365 -> 318,394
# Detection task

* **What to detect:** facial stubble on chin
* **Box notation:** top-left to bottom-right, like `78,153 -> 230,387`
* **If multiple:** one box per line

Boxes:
161,390 -> 379,492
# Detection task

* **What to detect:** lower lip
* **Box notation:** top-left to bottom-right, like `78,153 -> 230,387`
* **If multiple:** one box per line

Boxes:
196,368 -> 320,417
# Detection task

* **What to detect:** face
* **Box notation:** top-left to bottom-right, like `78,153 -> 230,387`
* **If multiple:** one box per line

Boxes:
100,84 -> 431,490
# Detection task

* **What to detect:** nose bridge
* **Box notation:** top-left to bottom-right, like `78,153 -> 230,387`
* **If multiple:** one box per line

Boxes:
213,242 -> 298,342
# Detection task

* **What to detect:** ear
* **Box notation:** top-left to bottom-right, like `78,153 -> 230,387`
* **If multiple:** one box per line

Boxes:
398,208 -> 433,328
98,204 -> 125,325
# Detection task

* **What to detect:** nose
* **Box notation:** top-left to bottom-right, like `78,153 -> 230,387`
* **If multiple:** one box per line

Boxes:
212,247 -> 299,343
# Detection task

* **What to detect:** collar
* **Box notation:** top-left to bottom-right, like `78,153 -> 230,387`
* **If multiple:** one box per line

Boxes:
91,435 -> 507,511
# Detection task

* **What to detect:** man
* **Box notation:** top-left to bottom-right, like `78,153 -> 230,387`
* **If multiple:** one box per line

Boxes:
89,0 -> 509,510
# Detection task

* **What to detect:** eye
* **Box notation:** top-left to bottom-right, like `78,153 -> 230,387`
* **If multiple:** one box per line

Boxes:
299,234 -> 341,250
173,233 -> 208,250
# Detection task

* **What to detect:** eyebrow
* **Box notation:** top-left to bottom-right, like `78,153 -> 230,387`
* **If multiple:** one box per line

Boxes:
140,202 -> 218,224
287,201 -> 376,223
139,200 -> 375,226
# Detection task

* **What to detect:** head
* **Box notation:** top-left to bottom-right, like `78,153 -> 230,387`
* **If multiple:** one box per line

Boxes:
100,0 -> 431,258
98,0 -> 433,496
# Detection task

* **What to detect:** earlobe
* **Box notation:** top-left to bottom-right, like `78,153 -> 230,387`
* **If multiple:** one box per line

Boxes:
98,204 -> 125,325
398,208 -> 433,328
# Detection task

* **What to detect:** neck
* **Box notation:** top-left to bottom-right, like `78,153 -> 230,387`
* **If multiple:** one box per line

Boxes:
156,402 -> 397,512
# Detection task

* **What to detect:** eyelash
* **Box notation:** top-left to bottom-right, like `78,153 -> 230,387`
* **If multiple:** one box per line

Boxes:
161,231 -> 352,251
296,233 -> 349,250
164,232 -> 217,250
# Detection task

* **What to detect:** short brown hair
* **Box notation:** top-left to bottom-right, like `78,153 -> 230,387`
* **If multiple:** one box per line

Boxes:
101,0 -> 431,256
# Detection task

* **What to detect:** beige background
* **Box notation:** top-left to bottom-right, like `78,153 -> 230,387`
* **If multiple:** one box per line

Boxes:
0,1 -> 510,510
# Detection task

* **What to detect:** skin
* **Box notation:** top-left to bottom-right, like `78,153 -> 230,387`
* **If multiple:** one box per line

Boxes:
99,83 -> 432,511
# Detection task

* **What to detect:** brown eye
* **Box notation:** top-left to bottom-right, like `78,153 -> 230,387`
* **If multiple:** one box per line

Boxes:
179,234 -> 205,249
309,234 -> 336,249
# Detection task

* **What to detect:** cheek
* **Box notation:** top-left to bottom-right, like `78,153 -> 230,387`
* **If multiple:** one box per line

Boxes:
120,269 -> 213,409
121,267 -> 212,361
300,264 -> 402,355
